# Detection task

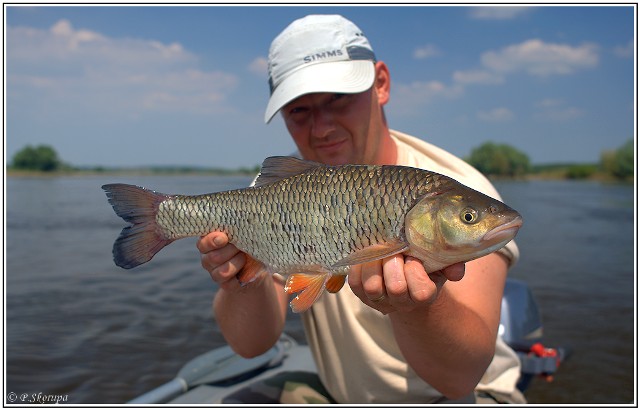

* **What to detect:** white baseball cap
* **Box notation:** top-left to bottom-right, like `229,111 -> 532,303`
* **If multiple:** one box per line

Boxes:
264,15 -> 377,123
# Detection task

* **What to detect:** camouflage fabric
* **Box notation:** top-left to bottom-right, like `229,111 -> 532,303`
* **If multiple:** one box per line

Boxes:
221,371 -> 335,404
474,389 -> 527,404
219,369 -> 525,404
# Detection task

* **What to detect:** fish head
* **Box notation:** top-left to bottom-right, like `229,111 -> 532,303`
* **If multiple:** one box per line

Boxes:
405,185 -> 522,270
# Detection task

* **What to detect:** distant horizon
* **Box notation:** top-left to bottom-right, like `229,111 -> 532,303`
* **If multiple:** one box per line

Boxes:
5,5 -> 635,168
8,140 -> 623,171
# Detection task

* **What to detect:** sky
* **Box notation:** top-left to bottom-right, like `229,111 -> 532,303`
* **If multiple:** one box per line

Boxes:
4,4 -> 636,169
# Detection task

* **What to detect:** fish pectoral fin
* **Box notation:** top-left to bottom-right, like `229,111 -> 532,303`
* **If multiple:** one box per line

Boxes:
254,156 -> 324,187
285,273 -> 329,313
237,255 -> 267,286
332,242 -> 410,268
325,274 -> 346,293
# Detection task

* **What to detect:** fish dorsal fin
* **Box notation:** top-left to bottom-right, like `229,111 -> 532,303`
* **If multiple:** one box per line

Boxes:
332,242 -> 409,268
254,156 -> 324,187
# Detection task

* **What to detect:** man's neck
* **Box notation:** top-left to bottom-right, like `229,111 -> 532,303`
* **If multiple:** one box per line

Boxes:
375,128 -> 399,166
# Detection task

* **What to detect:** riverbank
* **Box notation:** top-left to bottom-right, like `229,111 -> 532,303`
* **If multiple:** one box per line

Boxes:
5,167 -> 260,178
6,167 -> 633,183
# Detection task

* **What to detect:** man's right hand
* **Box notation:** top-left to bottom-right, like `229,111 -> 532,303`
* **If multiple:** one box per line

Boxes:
197,231 -> 248,291
199,231 -> 287,357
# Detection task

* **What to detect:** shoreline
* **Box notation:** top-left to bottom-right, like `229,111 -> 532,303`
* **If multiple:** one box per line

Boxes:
5,168 -> 633,184
5,169 -> 258,178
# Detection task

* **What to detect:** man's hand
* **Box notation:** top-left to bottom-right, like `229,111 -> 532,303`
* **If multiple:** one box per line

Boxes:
348,255 -> 465,314
198,231 -> 287,358
197,231 -> 254,291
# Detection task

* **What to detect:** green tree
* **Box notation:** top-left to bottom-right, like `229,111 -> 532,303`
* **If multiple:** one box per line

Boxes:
467,142 -> 531,177
565,164 -> 598,179
11,144 -> 62,172
601,139 -> 634,180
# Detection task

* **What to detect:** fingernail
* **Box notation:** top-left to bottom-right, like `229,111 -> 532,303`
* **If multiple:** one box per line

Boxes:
213,236 -> 225,247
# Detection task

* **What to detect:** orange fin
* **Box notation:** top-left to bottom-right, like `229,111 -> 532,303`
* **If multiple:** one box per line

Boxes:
237,255 -> 266,286
284,273 -> 324,294
325,274 -> 346,293
285,273 -> 328,313
332,242 -> 409,268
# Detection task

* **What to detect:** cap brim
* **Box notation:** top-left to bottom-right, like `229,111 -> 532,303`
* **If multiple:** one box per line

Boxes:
264,60 -> 375,123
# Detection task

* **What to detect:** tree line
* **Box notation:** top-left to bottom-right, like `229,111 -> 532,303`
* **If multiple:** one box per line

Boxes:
9,145 -> 68,172
465,140 -> 633,181
9,141 -> 634,181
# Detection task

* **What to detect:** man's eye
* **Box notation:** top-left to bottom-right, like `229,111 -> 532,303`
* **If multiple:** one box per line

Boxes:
289,106 -> 308,115
331,93 -> 347,102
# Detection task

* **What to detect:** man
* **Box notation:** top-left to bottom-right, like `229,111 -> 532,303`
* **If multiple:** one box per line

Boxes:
198,14 -> 525,404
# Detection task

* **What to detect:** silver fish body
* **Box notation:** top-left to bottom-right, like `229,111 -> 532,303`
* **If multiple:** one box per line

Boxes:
103,156 -> 522,312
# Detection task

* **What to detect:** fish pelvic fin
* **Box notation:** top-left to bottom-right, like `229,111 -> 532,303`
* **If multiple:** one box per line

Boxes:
237,255 -> 267,286
332,242 -> 409,268
102,183 -> 173,269
325,274 -> 346,293
285,273 -> 330,313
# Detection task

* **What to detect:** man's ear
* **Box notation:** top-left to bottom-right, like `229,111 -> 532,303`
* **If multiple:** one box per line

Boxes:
373,61 -> 391,106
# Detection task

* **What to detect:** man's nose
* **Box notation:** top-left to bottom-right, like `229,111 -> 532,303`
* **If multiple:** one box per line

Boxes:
310,108 -> 335,139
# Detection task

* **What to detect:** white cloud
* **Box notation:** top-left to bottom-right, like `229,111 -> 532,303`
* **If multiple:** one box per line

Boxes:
6,19 -> 238,115
534,99 -> 583,121
391,80 -> 462,115
469,6 -> 531,20
477,107 -> 514,122
535,98 -> 564,108
248,57 -> 268,76
413,44 -> 440,60
481,39 -> 599,76
613,40 -> 633,58
395,80 -> 462,102
392,38 -> 597,119
50,19 -> 105,50
453,69 -> 504,85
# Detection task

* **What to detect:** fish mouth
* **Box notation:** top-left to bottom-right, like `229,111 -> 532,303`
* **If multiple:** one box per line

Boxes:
482,216 -> 523,244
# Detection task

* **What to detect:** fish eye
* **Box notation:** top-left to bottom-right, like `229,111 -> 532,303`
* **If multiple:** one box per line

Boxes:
461,207 -> 479,224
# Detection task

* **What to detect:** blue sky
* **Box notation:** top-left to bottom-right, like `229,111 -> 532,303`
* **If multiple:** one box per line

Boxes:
5,5 -> 636,168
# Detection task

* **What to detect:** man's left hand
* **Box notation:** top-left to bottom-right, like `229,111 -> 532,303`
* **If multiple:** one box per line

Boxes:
348,256 -> 465,314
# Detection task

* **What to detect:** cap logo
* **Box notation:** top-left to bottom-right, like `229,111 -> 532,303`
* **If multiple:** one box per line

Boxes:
303,49 -> 344,63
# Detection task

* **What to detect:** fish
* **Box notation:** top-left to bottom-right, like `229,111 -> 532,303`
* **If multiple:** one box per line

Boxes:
102,156 -> 522,313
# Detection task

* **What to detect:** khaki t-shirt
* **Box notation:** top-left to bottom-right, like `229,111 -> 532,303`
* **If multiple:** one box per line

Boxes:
300,130 -> 523,403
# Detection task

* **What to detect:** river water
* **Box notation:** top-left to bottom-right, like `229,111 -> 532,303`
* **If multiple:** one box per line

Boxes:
5,175 -> 636,404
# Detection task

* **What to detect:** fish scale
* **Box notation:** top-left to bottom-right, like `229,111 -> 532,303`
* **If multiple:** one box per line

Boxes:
103,156 -> 522,312
154,164 -> 424,273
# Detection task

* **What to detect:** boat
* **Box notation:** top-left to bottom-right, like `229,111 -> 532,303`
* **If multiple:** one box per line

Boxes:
128,278 -> 569,404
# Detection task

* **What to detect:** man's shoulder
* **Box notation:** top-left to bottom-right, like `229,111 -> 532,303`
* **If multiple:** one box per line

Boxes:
390,129 -> 500,199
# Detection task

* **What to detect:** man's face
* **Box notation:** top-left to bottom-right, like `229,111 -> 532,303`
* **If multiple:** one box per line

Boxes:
281,88 -> 383,166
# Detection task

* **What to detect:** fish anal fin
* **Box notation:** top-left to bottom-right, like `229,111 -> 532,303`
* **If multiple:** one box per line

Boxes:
325,274 -> 346,293
284,273 -> 322,294
332,242 -> 409,268
254,156 -> 324,187
237,255 -> 267,286
285,273 -> 328,313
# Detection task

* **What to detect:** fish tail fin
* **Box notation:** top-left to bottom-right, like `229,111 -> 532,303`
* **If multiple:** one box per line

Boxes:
102,183 -> 174,269
285,273 -> 329,313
